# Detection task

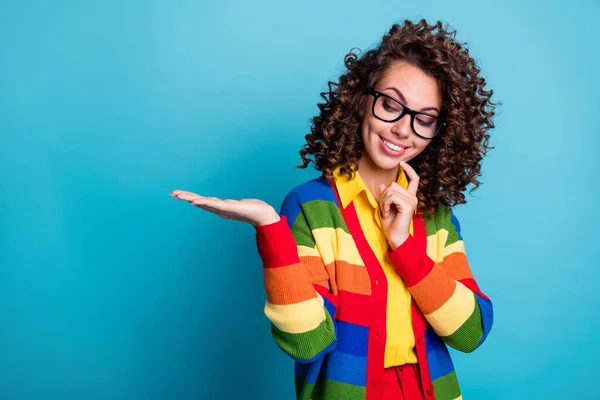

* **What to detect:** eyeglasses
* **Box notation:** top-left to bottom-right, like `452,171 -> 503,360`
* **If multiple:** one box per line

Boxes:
369,89 -> 445,139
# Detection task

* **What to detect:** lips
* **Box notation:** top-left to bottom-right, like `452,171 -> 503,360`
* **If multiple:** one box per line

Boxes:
378,135 -> 408,157
380,136 -> 408,149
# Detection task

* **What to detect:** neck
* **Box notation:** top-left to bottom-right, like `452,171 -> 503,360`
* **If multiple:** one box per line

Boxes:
357,155 -> 398,202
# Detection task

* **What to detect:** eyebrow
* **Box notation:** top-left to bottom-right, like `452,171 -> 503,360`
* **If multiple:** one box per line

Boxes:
383,86 -> 440,113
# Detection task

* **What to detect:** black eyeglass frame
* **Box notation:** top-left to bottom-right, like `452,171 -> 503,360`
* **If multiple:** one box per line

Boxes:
368,89 -> 446,140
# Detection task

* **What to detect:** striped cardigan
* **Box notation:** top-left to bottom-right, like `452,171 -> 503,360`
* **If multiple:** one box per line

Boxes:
254,176 -> 493,400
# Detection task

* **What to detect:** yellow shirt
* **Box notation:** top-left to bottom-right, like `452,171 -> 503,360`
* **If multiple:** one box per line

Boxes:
333,166 -> 417,366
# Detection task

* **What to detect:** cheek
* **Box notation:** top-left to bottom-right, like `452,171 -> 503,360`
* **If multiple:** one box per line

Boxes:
362,117 -> 387,140
413,138 -> 431,155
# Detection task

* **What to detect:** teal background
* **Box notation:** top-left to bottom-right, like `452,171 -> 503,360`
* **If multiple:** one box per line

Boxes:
1,0 -> 598,399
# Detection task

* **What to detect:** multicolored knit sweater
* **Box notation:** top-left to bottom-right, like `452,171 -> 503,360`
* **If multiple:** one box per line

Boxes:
254,176 -> 493,400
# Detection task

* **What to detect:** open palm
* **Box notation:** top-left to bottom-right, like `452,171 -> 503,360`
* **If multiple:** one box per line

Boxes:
171,190 -> 280,226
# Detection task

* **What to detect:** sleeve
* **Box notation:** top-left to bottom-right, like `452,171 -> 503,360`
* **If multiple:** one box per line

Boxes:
254,190 -> 338,363
386,205 -> 494,353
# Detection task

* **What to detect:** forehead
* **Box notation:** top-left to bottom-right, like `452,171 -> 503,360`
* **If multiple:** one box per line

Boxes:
377,62 -> 442,109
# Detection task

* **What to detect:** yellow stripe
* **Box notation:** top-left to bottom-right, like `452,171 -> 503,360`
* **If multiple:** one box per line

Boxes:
264,294 -> 326,334
443,240 -> 465,257
312,227 -> 364,267
427,228 -> 448,262
424,281 -> 475,337
297,245 -> 320,258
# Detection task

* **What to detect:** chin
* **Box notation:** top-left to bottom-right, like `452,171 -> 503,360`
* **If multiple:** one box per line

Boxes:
375,148 -> 416,167
376,158 -> 403,171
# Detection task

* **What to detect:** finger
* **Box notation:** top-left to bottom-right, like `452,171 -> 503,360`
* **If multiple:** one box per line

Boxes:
381,191 -> 398,218
381,192 -> 411,219
380,182 -> 413,200
377,184 -> 387,203
388,182 -> 418,207
191,196 -> 230,212
382,193 -> 402,218
380,186 -> 398,216
172,190 -> 204,202
399,161 -> 420,195
171,190 -> 198,197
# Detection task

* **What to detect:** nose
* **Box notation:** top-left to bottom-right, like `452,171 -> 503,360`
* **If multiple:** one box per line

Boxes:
390,113 -> 412,139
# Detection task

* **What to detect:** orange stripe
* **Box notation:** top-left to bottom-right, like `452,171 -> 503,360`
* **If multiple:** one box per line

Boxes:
443,252 -> 474,281
300,255 -> 329,286
299,255 -> 339,296
409,262 -> 456,314
263,262 -> 317,305
334,260 -> 371,295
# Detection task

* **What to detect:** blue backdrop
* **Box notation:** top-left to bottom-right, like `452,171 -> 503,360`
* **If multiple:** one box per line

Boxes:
1,1 -> 598,399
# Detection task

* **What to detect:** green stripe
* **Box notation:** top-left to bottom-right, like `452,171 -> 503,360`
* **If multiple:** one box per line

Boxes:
443,294 -> 483,352
424,207 -> 440,237
311,376 -> 366,400
295,376 -> 314,400
291,207 -> 316,248
437,205 -> 461,246
432,370 -> 462,400
271,309 -> 336,362
302,200 -> 349,233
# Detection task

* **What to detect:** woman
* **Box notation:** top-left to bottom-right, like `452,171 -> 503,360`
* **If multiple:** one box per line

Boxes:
172,19 -> 496,400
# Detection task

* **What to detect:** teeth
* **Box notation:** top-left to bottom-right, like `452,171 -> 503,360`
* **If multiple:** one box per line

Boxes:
383,138 -> 404,151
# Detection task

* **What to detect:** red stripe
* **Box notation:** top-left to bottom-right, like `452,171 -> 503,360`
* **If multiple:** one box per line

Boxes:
385,214 -> 436,286
460,278 -> 489,300
255,216 -> 301,269
314,283 -> 339,313
336,290 -> 371,326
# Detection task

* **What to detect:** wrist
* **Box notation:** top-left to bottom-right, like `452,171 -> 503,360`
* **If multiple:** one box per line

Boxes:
255,210 -> 281,226
390,234 -> 409,250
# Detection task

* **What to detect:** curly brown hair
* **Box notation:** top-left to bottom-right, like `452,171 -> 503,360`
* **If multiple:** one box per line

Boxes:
298,19 -> 499,214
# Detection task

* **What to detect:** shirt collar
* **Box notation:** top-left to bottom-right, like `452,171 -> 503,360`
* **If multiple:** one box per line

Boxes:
333,165 -> 409,209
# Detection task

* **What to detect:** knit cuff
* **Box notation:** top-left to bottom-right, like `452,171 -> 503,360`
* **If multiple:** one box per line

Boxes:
386,234 -> 434,287
255,216 -> 300,269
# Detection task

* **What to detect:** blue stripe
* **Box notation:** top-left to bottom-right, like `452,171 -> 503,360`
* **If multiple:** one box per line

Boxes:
279,191 -> 302,229
322,295 -> 338,323
476,293 -> 494,347
335,320 -> 368,357
296,177 -> 339,205
425,328 -> 455,381
450,210 -> 463,241
323,350 -> 367,386
279,177 -> 339,227
295,358 -> 325,385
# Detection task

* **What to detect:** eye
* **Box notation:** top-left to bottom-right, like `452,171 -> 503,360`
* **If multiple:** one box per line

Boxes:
416,114 -> 436,126
382,98 -> 401,113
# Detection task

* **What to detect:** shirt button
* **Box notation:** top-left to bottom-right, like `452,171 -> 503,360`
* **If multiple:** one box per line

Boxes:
427,384 -> 434,395
417,335 -> 425,345
375,279 -> 379,285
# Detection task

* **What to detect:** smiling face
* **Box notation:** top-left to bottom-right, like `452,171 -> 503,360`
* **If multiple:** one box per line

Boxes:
359,61 -> 442,172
